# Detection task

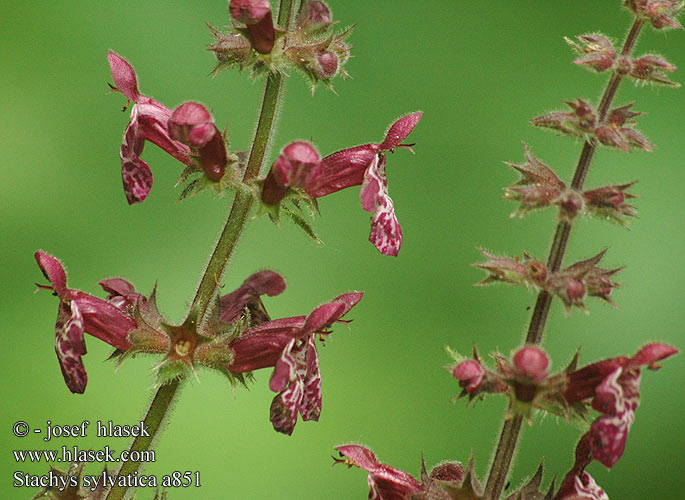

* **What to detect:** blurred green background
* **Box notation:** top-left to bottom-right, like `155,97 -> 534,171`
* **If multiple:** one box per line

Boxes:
2,1 -> 683,498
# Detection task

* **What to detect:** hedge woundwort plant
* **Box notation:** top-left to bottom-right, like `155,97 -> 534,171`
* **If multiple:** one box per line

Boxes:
31,2 -> 679,500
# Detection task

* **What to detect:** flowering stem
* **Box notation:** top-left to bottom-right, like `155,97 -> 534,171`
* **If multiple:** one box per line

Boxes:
105,4 -> 298,500
184,0 -> 297,328
483,18 -> 644,500
104,379 -> 180,500
183,73 -> 283,327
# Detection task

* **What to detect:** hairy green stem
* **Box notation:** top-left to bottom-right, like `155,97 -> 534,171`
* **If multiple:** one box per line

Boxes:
105,3 -> 298,499
483,18 -> 644,500
104,379 -> 180,500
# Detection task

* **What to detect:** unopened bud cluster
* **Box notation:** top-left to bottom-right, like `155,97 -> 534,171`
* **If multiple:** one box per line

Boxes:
567,33 -> 680,86
532,100 -> 653,152
475,248 -> 620,313
504,144 -> 637,225
210,0 -> 351,88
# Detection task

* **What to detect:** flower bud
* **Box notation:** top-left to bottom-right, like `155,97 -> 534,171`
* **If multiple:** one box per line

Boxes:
230,0 -> 271,24
169,102 -> 228,181
169,102 -> 215,147
452,360 -> 485,393
208,29 -> 252,70
315,50 -> 339,79
615,55 -> 632,75
297,1 -> 333,34
261,141 -> 322,206
513,346 -> 550,383
566,278 -> 586,303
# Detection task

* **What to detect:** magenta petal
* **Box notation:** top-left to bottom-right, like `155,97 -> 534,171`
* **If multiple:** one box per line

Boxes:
283,141 -> 320,164
227,330 -> 294,373
169,102 -> 215,147
35,251 -> 68,298
379,112 -> 423,151
310,145 -> 378,197
302,302 -> 345,336
136,102 -> 192,166
271,141 -> 322,191
299,337 -> 322,421
107,51 -> 140,102
98,278 -> 142,310
370,466 -> 423,500
269,338 -> 298,392
369,197 -> 403,257
220,270 -> 286,324
330,292 -> 364,316
565,472 -> 609,500
335,445 -> 423,498
336,445 -> 383,471
239,316 -> 306,338
587,367 -> 635,468
360,155 -> 384,213
71,292 -> 134,350
361,156 -> 403,256
121,149 -> 153,204
230,0 -> 271,24
631,343 -> 679,367
270,382 -> 303,435
55,301 -> 88,394
120,118 -> 153,204
452,360 -> 485,393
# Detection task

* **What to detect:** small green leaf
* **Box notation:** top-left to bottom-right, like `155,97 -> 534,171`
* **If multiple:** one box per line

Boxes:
282,206 -> 322,244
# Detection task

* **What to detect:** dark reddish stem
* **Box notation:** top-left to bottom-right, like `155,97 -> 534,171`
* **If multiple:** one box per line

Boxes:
483,18 -> 645,500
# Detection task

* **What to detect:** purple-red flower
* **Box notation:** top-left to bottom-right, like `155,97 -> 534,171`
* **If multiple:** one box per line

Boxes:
311,112 -> 422,256
108,51 -> 193,204
229,291 -> 362,434
450,348 -> 509,402
562,343 -> 678,468
194,272 -> 363,434
260,113 -> 422,256
334,445 -> 467,500
34,251 -> 138,393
